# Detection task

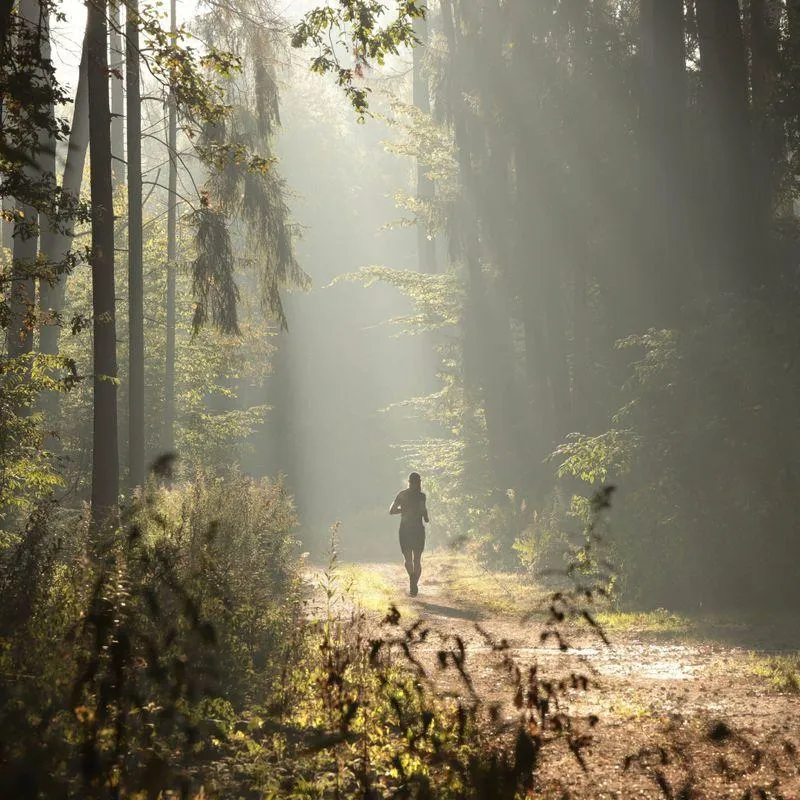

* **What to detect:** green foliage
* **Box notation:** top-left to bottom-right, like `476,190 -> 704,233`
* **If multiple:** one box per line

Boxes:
188,198 -> 240,335
0,469 -> 301,797
512,488 -> 571,576
0,351 -> 79,526
56,194 -> 275,486
292,0 -> 425,118
334,265 -> 462,334
595,607 -> 690,635
0,3 -> 70,219
157,471 -> 302,705
552,428 -> 639,485
751,653 -> 800,693
383,99 -> 459,236
136,1 -> 230,125
192,7 -> 309,333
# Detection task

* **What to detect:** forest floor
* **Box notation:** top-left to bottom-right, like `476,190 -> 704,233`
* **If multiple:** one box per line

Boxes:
306,552 -> 800,797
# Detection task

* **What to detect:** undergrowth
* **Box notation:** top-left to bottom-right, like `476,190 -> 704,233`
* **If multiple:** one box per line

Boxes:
338,563 -> 415,618
1,481 -> 796,797
750,653 -> 800,693
595,608 -> 691,635
425,551 -> 548,618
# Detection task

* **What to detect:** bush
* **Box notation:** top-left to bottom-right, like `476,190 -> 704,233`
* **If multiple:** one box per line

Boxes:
160,470 -> 303,706
512,487 -> 572,578
0,468 -> 303,798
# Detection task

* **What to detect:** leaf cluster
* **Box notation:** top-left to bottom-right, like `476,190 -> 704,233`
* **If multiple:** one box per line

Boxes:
292,0 -> 426,117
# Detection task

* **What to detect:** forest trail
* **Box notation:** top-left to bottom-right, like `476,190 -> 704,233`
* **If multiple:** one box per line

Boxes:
306,555 -> 800,795
329,559 -> 800,722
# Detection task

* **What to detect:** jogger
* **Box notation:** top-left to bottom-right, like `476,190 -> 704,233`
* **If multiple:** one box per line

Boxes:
389,472 -> 429,597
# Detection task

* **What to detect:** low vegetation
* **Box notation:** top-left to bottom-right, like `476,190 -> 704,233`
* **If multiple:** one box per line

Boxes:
750,653 -> 800,694
424,551 -> 549,618
0,470 -> 302,797
595,608 -> 692,636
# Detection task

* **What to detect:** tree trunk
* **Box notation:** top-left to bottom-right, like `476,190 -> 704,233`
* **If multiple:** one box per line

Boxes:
1,197 -> 13,252
109,0 -> 125,188
695,0 -> 758,291
35,0 -> 59,443
638,0 -> 687,324
40,31 -> 89,359
163,0 -> 177,454
7,0 -> 41,360
40,25 -> 89,447
87,0 -> 120,521
442,0 -> 519,491
0,0 -> 12,62
412,4 -> 437,274
0,0 -> 13,142
126,0 -> 144,487
749,0 -> 783,219
508,0 -> 571,460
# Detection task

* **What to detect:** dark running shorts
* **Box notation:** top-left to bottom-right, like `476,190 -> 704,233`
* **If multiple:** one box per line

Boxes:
399,523 -> 425,555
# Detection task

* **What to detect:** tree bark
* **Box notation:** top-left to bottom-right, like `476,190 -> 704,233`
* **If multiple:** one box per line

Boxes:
40,32 -> 89,361
126,0 -> 144,487
35,0 -> 59,444
412,4 -> 437,274
638,0 -> 687,324
0,0 -> 14,141
7,0 -> 41,359
163,0 -> 177,454
87,0 -> 119,521
440,0 -> 508,488
109,1 -> 125,188
695,0 -> 758,290
508,0 -> 572,459
749,0 -> 783,218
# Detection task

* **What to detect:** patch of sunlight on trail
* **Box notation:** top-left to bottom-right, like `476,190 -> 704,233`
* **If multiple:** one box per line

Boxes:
570,642 -> 705,680
427,551 -> 548,617
338,564 -> 415,619
595,608 -> 691,635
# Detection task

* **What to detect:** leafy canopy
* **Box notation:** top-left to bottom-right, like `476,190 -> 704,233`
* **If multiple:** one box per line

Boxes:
292,0 -> 425,117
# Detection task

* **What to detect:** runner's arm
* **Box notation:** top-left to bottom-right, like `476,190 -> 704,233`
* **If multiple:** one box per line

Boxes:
422,499 -> 429,524
389,493 -> 403,515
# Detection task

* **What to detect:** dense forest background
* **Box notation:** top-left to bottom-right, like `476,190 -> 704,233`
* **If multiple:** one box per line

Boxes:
4,0 -> 800,795
5,0 -> 800,608
284,0 -> 800,614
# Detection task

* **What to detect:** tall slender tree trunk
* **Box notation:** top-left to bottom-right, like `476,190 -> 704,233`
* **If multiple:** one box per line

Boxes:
109,1 -> 124,188
749,0 -> 783,219
443,0 -> 520,490
0,0 -> 12,66
36,1 -> 59,444
0,0 -> 14,146
695,0 -> 758,290
412,4 -> 436,275
87,0 -> 119,520
7,0 -> 41,360
163,0 -> 177,454
508,0 -> 570,460
40,26 -> 89,448
565,0 -> 592,427
1,197 -> 13,252
638,0 -> 686,325
126,0 -> 144,487
40,31 -> 89,360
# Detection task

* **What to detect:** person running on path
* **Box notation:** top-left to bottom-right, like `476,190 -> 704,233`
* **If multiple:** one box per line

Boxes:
389,472 -> 429,596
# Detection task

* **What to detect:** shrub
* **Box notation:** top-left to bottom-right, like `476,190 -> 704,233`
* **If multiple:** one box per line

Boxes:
0,467 -> 303,798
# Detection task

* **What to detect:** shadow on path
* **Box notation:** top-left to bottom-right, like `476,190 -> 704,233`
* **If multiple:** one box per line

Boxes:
412,600 -> 480,621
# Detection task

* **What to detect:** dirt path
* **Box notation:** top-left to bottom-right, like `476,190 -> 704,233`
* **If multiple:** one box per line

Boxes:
308,559 -> 800,796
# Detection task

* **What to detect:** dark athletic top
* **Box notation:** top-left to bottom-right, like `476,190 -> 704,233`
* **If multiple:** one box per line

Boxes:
392,489 -> 428,530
